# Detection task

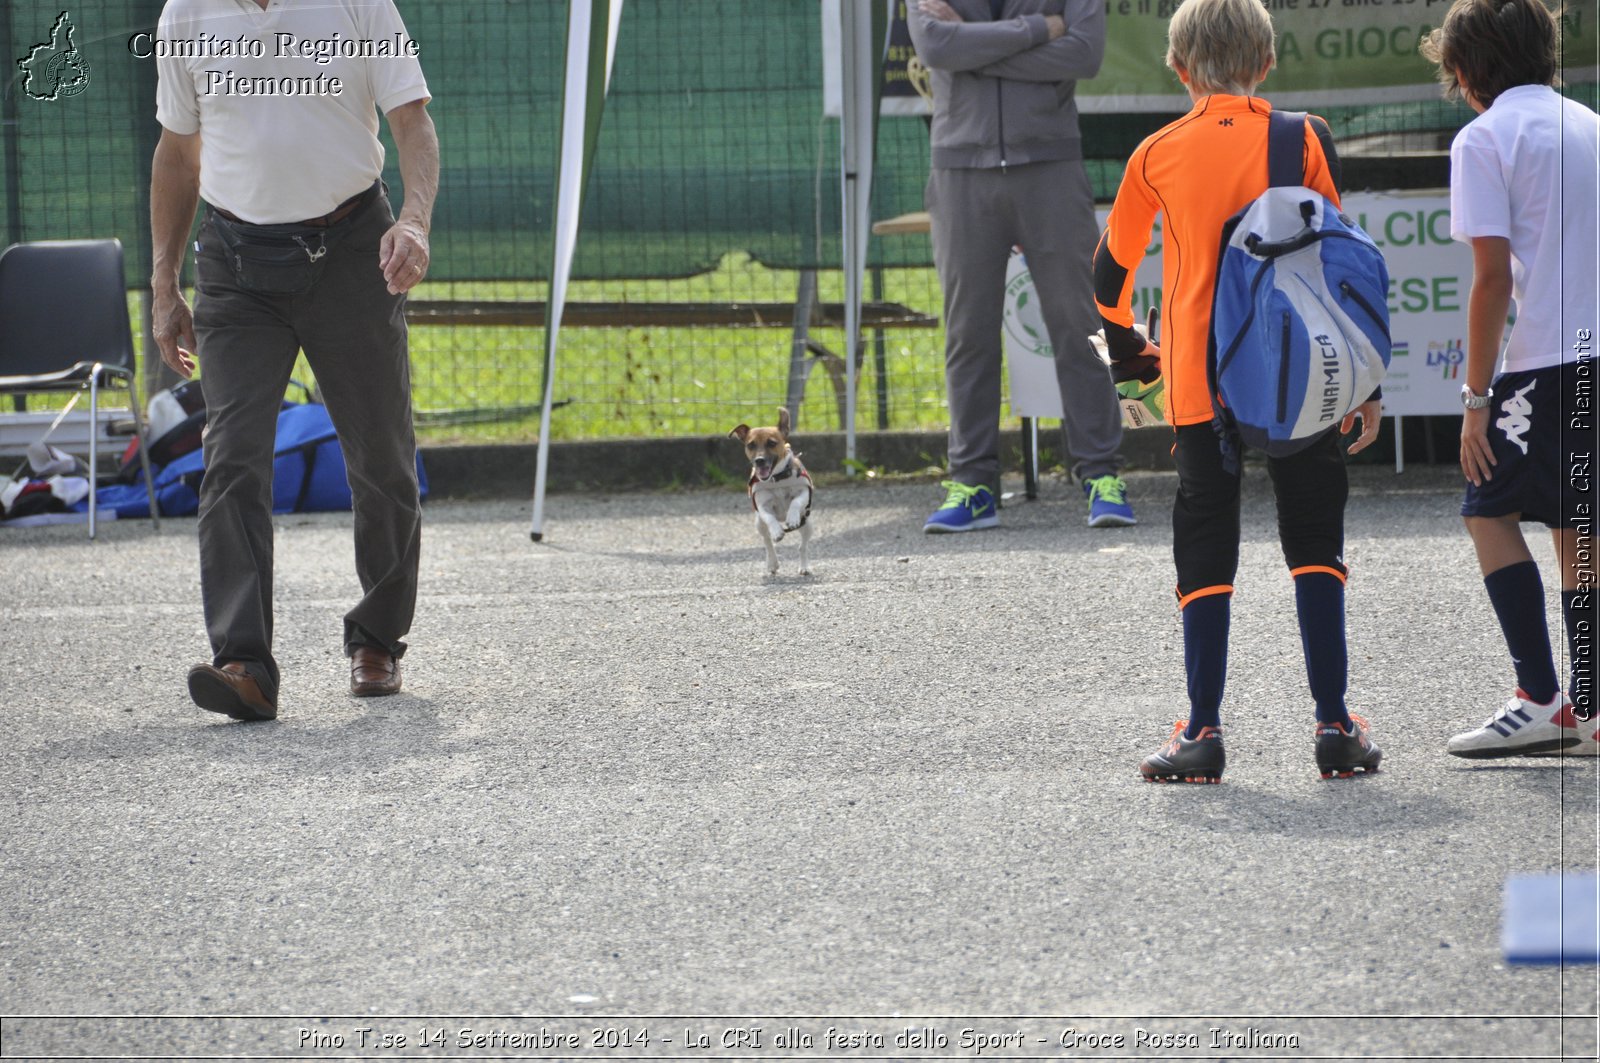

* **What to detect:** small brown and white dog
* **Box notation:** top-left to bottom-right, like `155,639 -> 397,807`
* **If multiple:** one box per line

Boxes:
729,406 -> 813,576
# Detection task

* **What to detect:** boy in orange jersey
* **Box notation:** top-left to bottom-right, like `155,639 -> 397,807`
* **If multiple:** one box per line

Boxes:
1092,0 -> 1384,782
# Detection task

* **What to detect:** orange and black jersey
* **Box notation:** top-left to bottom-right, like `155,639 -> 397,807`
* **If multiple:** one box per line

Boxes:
1093,95 -> 1342,427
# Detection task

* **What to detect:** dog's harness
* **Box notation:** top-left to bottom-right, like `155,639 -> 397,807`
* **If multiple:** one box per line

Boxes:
748,452 -> 812,528
770,461 -> 806,483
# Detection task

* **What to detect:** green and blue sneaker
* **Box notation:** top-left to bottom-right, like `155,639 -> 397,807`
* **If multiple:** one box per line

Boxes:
923,480 -> 999,534
1084,474 -> 1136,528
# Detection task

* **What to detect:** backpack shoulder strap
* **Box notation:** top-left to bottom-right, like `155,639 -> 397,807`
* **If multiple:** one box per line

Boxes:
1268,109 -> 1307,188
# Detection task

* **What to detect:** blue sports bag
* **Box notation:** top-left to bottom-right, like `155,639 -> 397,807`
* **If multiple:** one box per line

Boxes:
94,401 -> 427,517
1208,111 -> 1391,459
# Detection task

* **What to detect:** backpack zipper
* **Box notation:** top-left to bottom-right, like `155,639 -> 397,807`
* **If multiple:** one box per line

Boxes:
1276,312 -> 1292,423
1338,280 -> 1386,331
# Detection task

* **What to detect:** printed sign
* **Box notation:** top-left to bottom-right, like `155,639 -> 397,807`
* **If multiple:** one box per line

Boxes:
826,1 -> 1597,114
1003,192 -> 1477,421
1004,209 -> 1162,419
1096,4 -> 1595,110
1348,192 -> 1478,417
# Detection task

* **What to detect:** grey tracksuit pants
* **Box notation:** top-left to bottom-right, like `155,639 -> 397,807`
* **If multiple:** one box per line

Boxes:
927,159 -> 1124,487
192,191 -> 421,699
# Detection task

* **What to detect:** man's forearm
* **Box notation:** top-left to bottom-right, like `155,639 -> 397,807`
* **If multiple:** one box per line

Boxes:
908,13 -> 1049,72
388,101 -> 439,232
149,137 -> 199,292
976,0 -> 1103,81
976,39 -> 1101,81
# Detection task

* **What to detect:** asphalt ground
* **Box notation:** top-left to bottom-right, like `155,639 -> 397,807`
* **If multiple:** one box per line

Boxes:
2,464 -> 1597,1062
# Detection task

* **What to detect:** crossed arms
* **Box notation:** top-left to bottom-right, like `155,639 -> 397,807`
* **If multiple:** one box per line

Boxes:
908,0 -> 1105,83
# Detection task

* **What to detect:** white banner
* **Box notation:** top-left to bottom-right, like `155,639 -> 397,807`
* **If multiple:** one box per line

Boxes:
1003,209 -> 1161,419
1003,191 -> 1476,421
1348,192 -> 1477,417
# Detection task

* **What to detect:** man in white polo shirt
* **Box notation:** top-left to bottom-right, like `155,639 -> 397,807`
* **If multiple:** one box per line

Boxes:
148,0 -> 439,721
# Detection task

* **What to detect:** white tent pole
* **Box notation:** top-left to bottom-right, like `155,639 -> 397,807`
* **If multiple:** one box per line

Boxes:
838,0 -> 875,470
531,0 -> 621,541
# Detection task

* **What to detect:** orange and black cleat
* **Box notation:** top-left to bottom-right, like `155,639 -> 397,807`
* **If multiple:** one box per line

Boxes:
1314,713 -> 1382,780
1140,721 -> 1225,784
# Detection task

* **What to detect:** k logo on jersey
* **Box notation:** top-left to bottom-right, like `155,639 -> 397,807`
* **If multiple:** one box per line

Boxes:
1497,379 -> 1535,455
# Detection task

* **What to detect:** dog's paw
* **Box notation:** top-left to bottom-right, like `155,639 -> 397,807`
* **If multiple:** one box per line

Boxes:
770,528 -> 786,543
781,522 -> 800,533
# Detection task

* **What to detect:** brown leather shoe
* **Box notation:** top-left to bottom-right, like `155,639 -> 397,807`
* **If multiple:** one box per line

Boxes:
187,662 -> 277,721
350,645 -> 402,697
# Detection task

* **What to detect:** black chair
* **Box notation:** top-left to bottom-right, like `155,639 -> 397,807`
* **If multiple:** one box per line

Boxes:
0,239 -> 159,537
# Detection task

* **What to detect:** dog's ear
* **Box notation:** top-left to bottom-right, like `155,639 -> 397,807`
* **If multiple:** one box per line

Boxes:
777,406 -> 791,437
729,424 -> 751,442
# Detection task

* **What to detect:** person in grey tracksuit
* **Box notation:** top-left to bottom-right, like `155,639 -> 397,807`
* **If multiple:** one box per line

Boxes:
909,0 -> 1133,532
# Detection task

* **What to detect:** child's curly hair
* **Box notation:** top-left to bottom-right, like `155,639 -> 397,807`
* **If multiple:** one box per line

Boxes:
1420,0 -> 1559,107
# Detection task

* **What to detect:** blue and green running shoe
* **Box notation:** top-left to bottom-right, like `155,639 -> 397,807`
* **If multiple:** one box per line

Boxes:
923,480 -> 999,534
1084,474 -> 1136,528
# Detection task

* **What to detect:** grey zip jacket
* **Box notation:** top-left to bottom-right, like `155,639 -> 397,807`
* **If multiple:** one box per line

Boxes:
907,0 -> 1105,169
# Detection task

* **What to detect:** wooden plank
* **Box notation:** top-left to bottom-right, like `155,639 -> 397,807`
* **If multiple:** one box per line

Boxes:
404,300 -> 937,329
871,210 -> 931,235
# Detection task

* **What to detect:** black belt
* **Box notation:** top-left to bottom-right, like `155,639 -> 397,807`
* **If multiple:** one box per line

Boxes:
211,180 -> 380,228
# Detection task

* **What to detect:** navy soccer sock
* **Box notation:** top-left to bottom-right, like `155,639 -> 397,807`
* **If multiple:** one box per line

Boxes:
1485,561 -> 1558,704
1564,589 -> 1593,716
1182,592 -> 1230,738
1293,570 -> 1351,727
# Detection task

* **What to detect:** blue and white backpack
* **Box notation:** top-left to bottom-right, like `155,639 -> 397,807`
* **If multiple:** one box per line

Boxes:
1208,110 -> 1391,459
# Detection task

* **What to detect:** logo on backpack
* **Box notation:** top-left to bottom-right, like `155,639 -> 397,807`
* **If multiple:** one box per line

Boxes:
1208,111 -> 1391,460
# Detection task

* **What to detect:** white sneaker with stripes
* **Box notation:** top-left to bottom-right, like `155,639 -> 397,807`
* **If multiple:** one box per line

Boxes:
1447,690 -> 1596,759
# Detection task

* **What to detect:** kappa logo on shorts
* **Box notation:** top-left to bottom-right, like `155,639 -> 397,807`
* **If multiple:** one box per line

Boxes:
1497,379 -> 1536,455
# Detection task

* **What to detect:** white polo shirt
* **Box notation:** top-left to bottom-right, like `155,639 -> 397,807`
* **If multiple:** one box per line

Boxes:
155,0 -> 429,224
1449,84 -> 1600,373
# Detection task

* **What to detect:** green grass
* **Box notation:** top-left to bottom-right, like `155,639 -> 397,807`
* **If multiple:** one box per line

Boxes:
400,252 -> 960,445
76,254 -> 971,448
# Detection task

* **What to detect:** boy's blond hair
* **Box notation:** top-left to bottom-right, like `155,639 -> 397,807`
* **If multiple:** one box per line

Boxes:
1165,0 -> 1276,97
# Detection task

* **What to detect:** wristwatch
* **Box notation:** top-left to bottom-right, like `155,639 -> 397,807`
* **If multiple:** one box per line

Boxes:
1461,384 -> 1494,410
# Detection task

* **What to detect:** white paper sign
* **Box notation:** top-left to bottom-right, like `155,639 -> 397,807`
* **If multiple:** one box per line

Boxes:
1346,192 -> 1478,418
1003,210 -> 1162,419
1002,192 -> 1476,421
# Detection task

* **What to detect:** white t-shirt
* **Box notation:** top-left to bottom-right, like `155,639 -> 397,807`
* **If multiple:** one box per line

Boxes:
155,0 -> 429,224
1449,84 -> 1600,373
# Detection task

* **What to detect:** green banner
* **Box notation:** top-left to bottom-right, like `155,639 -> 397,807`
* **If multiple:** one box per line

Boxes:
881,3 -> 1598,112
1092,3 -> 1598,109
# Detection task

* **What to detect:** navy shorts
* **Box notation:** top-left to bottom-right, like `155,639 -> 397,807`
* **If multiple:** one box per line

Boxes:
1461,362 -> 1598,528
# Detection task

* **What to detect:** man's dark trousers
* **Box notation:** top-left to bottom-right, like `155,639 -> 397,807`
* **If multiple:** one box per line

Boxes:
927,159 -> 1124,488
192,192 -> 421,699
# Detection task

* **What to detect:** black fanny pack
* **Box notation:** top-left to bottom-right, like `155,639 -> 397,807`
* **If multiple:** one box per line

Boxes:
204,182 -> 381,294
207,213 -> 333,295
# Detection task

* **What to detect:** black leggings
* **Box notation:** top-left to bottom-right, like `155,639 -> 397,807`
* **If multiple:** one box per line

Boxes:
1172,424 -> 1349,601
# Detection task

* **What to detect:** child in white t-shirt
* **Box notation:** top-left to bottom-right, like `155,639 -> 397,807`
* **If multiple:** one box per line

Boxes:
1422,0 -> 1600,757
